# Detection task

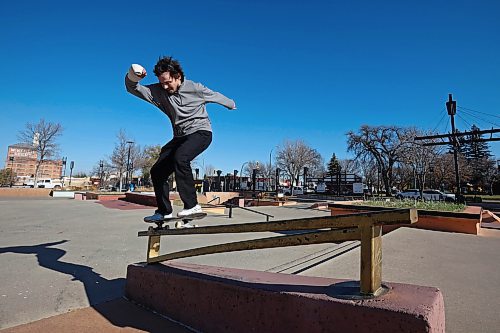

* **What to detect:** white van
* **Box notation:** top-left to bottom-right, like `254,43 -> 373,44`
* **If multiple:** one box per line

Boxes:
26,178 -> 63,189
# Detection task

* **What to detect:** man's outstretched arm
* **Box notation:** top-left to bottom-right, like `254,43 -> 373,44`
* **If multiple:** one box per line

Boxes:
124,64 -> 160,107
196,82 -> 236,110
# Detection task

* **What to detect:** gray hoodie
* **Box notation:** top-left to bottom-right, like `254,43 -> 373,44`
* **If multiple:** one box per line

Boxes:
125,75 -> 235,137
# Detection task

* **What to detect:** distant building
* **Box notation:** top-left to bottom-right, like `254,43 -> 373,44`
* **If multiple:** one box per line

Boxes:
5,143 -> 63,181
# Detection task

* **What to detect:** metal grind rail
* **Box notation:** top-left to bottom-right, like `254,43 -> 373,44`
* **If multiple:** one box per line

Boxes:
226,203 -> 274,221
138,208 -> 418,297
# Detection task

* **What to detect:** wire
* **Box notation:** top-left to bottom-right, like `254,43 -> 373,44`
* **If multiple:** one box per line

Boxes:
459,108 -> 500,128
457,106 -> 500,120
456,113 -> 474,130
432,108 -> 448,134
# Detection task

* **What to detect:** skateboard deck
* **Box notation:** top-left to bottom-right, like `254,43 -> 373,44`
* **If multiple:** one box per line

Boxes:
146,212 -> 207,231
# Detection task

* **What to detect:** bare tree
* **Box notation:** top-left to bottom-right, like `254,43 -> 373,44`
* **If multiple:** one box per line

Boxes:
347,125 -> 413,196
275,139 -> 322,186
110,130 -> 140,190
141,145 -> 161,186
17,118 -> 63,185
90,160 -> 114,189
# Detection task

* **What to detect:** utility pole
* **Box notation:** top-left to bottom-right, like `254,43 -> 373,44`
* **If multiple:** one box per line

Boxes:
446,94 -> 461,197
415,94 -> 500,203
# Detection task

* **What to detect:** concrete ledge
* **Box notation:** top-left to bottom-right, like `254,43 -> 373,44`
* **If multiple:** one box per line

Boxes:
50,190 -> 75,198
329,203 -> 481,235
85,192 -> 126,201
125,262 -> 445,333
0,188 -> 52,197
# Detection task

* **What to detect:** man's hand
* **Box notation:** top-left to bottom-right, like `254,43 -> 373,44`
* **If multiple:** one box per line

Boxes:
127,64 -> 147,82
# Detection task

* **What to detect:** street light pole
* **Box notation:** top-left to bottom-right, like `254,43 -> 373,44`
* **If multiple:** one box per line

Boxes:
9,156 -> 14,187
126,141 -> 134,191
99,160 -> 104,190
269,148 -> 273,191
69,161 -> 74,186
61,157 -> 67,187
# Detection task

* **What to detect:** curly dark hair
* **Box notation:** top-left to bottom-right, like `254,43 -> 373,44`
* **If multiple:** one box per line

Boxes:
153,56 -> 184,82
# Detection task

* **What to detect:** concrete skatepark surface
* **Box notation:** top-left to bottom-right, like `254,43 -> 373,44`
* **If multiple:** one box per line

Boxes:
0,197 -> 499,332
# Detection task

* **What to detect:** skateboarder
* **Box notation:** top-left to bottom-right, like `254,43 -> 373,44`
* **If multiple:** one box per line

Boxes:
125,56 -> 236,223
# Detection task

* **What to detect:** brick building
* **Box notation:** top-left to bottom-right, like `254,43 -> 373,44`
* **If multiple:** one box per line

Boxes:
5,143 -> 63,181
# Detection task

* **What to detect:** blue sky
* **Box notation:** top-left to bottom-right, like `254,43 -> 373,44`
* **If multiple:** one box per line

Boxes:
1,0 -> 499,175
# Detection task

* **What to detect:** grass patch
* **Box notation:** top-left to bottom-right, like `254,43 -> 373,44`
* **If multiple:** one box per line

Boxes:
355,199 -> 466,212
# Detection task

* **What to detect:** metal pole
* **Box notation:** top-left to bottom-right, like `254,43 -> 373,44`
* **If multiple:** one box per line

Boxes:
9,157 -> 14,187
233,170 -> 238,191
62,157 -> 67,187
99,161 -> 104,190
69,161 -> 74,186
126,141 -> 133,190
269,149 -> 273,191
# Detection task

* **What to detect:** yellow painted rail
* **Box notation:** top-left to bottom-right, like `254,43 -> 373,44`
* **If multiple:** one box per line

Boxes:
138,208 -> 418,296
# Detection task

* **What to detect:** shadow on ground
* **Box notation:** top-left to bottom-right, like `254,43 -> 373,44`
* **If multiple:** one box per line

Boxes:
0,241 -> 183,332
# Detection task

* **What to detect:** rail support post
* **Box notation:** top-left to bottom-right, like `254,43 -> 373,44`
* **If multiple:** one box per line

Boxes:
360,225 -> 382,295
147,235 -> 161,262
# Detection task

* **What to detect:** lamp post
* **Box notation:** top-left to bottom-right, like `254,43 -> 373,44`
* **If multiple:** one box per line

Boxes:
233,170 -> 238,191
9,156 -> 14,187
69,161 -> 74,186
216,170 -> 222,191
275,167 -> 281,196
126,141 -> 134,190
61,157 -> 67,187
99,160 -> 104,190
269,148 -> 273,191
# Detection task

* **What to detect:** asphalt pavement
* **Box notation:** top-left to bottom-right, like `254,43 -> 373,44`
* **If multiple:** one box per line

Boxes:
1,197 -> 499,332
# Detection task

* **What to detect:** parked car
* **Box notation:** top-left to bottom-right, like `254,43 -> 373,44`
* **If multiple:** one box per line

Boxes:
395,189 -> 421,200
396,189 -> 456,202
422,189 -> 456,202
283,186 -> 304,196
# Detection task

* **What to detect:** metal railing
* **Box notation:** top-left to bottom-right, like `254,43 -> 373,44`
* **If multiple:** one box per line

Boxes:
226,203 -> 274,221
138,208 -> 418,297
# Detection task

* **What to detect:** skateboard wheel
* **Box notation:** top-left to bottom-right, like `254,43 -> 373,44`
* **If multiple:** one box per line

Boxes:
175,221 -> 182,229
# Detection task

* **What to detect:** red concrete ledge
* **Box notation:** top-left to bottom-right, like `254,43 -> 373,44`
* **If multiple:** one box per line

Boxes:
85,192 -> 126,201
125,262 -> 445,333
0,188 -> 52,197
329,203 -> 482,235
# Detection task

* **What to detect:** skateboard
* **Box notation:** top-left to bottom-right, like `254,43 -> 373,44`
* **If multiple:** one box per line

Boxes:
146,212 -> 207,231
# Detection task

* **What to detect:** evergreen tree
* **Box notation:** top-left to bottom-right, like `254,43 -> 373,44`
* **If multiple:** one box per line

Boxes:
326,153 -> 340,176
462,125 -> 493,192
463,125 -> 491,160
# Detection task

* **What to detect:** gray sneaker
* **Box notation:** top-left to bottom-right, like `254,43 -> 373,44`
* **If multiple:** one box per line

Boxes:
144,212 -> 173,223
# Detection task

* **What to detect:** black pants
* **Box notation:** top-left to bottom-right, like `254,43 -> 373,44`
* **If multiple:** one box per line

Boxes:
150,131 -> 212,214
